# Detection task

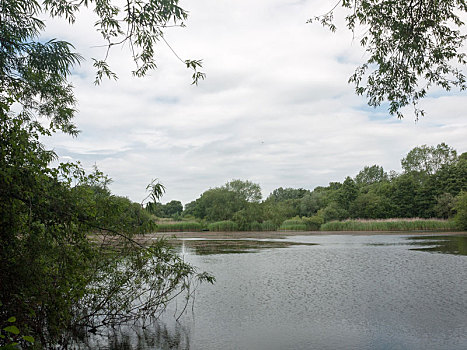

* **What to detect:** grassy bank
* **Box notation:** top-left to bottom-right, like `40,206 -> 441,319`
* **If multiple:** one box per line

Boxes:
320,218 -> 458,232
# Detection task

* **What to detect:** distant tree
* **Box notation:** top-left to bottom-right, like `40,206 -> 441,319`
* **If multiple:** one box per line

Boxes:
337,177 -> 358,210
355,165 -> 388,186
299,190 -> 329,216
433,193 -> 456,219
163,200 -> 183,217
349,191 -> 394,219
267,187 -> 311,202
389,173 -> 419,217
319,202 -> 349,223
401,143 -> 457,175
310,1 -> 467,120
453,191 -> 467,230
224,179 -> 262,203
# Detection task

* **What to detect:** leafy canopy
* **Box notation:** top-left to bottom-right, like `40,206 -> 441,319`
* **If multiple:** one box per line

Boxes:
310,0 -> 467,120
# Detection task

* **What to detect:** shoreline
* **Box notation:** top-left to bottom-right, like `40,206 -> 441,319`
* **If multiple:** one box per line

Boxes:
147,230 -> 466,240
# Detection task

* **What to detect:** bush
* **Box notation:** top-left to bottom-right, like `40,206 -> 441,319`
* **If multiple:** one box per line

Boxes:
302,215 -> 324,230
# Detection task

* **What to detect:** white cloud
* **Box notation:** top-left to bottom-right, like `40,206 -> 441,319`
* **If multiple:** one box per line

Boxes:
41,0 -> 467,204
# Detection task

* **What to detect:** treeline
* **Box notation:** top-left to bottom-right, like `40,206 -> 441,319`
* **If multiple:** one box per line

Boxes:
151,143 -> 467,231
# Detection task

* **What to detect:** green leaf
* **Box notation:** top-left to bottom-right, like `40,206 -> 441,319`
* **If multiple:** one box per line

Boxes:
7,317 -> 16,323
22,335 -> 35,343
3,325 -> 20,335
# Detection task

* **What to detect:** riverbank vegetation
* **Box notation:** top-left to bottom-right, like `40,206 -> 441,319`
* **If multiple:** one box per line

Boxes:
0,0 -> 213,348
152,143 -> 467,233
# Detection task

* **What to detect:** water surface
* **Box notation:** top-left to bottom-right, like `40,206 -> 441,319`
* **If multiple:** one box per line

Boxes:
90,234 -> 467,350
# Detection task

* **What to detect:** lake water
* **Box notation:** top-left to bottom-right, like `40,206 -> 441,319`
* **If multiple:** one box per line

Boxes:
91,234 -> 467,350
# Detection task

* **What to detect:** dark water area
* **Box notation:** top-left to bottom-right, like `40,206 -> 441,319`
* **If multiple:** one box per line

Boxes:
88,234 -> 467,350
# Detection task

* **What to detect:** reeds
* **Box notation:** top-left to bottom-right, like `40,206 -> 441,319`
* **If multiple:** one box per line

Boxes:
156,222 -> 203,232
320,218 -> 458,231
207,220 -> 238,232
279,219 -> 307,231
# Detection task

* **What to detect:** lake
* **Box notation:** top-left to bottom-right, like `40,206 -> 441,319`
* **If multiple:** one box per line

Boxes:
89,234 -> 467,350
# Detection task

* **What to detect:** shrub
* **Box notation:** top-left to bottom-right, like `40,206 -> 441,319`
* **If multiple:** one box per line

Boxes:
302,215 -> 324,230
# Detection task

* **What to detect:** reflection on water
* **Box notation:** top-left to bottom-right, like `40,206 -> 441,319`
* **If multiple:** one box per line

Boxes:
90,233 -> 467,350
84,321 -> 190,350
409,235 -> 467,255
173,239 -> 316,255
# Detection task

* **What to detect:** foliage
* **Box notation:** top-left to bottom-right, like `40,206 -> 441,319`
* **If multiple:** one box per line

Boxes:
319,202 -> 349,223
309,0 -> 467,119
302,215 -> 324,231
0,0 -> 212,347
147,200 -> 183,218
143,178 -> 166,206
355,165 -> 388,186
453,191 -> 467,230
223,179 -> 262,203
207,221 -> 238,232
401,143 -> 457,175
156,221 -> 203,232
177,143 -> 464,231
0,116 -> 214,346
321,218 -> 458,232
267,187 -> 311,202
433,193 -> 456,219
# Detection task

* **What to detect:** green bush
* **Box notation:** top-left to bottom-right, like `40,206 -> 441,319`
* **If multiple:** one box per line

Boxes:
302,215 -> 324,230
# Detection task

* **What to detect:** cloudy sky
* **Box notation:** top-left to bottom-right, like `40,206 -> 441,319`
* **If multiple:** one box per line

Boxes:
42,0 -> 467,205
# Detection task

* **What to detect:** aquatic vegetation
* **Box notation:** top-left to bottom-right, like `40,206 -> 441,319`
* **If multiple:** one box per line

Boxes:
321,218 -> 458,231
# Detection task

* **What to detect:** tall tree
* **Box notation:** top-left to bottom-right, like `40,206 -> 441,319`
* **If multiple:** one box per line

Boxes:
355,165 -> 388,186
224,179 -> 262,203
401,143 -> 458,175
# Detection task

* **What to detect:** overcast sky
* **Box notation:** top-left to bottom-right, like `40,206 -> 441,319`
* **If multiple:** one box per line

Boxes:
42,0 -> 467,205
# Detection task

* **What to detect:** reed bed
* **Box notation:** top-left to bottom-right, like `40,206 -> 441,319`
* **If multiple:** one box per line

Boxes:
321,219 -> 458,232
279,219 -> 307,231
207,220 -> 238,232
156,222 -> 203,232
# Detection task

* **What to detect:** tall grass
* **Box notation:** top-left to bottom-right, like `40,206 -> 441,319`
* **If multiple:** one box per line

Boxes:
208,220 -> 238,232
156,222 -> 203,232
279,219 -> 307,231
320,218 -> 458,232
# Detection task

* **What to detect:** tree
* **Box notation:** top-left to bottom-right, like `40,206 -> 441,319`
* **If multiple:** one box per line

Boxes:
401,143 -> 458,175
355,165 -> 388,186
453,191 -> 467,230
310,1 -> 467,119
267,187 -> 311,202
1,0 -> 212,347
224,179 -> 262,203
163,200 -> 184,217
336,176 -> 358,210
